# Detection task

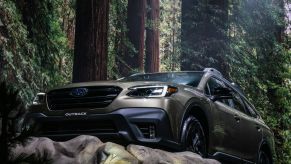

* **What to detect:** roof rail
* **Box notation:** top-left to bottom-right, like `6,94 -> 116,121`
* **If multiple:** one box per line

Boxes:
203,68 -> 223,77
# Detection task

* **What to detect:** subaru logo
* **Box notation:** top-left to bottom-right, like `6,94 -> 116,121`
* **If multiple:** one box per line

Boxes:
70,88 -> 88,97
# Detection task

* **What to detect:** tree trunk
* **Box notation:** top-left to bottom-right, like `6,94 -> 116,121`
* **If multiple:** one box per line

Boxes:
145,0 -> 160,73
181,0 -> 229,76
72,0 -> 109,82
125,0 -> 146,75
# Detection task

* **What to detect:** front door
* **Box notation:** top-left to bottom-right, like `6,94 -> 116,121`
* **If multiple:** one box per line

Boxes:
212,101 -> 242,157
204,77 -> 242,157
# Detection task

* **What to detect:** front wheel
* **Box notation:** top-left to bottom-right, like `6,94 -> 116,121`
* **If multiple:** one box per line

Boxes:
257,150 -> 271,164
182,116 -> 207,157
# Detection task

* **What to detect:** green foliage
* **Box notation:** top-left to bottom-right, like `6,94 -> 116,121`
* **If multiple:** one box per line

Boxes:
0,0 -> 73,104
228,0 -> 291,163
0,0 -> 38,103
108,0 -> 127,79
180,0 -> 229,75
108,0 -> 137,79
160,0 -> 181,71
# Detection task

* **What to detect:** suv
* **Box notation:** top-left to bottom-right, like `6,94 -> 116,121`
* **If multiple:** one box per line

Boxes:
24,68 -> 275,163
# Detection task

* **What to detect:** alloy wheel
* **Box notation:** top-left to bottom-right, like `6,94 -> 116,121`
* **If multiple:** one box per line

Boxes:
184,116 -> 207,157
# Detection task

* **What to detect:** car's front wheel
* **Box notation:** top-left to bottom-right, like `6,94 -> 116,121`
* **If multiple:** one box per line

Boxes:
258,149 -> 271,164
182,116 -> 207,157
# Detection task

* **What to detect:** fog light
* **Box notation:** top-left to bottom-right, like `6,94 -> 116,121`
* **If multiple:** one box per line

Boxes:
149,125 -> 156,139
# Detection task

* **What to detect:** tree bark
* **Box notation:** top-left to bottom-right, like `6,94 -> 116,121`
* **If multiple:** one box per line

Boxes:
145,0 -> 160,73
125,0 -> 146,75
61,0 -> 75,49
73,0 -> 109,82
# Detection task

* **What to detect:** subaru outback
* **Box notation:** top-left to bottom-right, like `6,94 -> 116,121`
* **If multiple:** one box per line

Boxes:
24,68 -> 275,164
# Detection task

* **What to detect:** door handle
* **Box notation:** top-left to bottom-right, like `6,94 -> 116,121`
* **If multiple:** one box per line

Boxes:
234,115 -> 240,123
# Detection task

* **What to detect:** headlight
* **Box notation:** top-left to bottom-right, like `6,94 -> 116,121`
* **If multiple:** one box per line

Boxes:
127,86 -> 178,98
32,92 -> 46,105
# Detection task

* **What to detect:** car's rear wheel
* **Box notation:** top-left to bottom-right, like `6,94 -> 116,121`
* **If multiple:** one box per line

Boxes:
182,116 -> 207,157
258,149 -> 271,164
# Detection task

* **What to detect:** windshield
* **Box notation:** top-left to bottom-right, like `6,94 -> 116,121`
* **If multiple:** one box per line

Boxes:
120,72 -> 204,87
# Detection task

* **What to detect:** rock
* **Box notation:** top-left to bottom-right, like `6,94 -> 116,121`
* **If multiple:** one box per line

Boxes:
11,135 -> 105,164
10,135 -> 220,164
127,145 -> 220,164
102,142 -> 138,164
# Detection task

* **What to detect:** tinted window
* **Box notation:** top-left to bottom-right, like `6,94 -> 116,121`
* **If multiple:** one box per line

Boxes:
205,77 -> 230,105
121,72 -> 204,87
229,92 -> 246,113
205,77 -> 225,96
206,77 -> 247,114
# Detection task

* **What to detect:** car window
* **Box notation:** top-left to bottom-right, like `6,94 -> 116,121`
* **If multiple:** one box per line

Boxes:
205,77 -> 249,113
205,77 -> 225,96
206,77 -> 249,115
205,77 -> 231,105
228,92 -> 246,114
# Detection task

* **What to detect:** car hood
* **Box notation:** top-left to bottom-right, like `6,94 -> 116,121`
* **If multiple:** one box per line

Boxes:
48,81 -> 178,92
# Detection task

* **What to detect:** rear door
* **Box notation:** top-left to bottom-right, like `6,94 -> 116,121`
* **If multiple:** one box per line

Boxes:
237,98 -> 262,161
224,85 -> 262,161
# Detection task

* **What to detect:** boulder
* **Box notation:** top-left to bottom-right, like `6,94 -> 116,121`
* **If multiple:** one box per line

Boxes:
127,145 -> 220,164
10,135 -> 220,164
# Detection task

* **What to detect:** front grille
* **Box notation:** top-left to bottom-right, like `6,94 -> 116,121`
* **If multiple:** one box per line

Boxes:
37,120 -> 117,135
47,86 -> 122,110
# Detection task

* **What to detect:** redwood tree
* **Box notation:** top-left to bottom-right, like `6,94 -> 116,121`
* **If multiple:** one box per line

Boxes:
125,0 -> 146,75
73,0 -> 109,82
145,0 -> 160,73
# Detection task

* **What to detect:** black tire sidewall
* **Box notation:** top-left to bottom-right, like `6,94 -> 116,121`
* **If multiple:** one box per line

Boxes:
181,116 -> 207,157
257,150 -> 271,164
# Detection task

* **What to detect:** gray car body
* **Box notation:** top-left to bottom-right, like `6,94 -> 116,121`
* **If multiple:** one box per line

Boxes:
26,70 -> 275,163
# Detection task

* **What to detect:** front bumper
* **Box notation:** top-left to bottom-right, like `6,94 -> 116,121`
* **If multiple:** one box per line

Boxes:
23,108 -> 181,150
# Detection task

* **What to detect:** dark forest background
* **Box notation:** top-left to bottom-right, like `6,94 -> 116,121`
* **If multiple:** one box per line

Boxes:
0,0 -> 290,163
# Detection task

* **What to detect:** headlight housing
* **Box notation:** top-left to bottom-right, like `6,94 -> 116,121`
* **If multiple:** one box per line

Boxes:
127,85 -> 178,98
32,92 -> 46,105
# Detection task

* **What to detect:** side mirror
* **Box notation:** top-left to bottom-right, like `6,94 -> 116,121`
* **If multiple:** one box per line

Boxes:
211,87 -> 232,101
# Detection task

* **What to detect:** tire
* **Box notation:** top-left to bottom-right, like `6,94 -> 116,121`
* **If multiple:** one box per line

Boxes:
182,116 -> 207,157
257,149 -> 271,164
